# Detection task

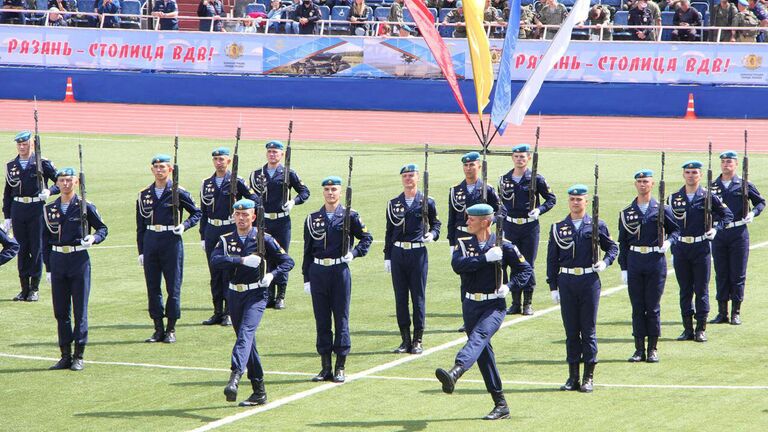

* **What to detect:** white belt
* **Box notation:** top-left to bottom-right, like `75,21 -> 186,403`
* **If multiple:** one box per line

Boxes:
208,218 -> 234,227
147,225 -> 176,232
679,235 -> 706,244
14,196 -> 42,203
505,215 -> 534,225
52,245 -> 86,253
265,211 -> 289,220
313,257 -> 343,266
630,245 -> 661,254
725,220 -> 748,229
464,292 -> 504,301
559,266 -> 595,276
394,241 -> 425,250
457,226 -> 469,232
229,282 -> 261,292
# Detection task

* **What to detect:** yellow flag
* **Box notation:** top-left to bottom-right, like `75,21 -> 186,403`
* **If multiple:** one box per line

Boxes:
463,0 -> 493,119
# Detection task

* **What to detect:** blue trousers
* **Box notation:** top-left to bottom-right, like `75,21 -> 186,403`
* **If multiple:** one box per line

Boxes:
558,274 -> 600,364
503,221 -> 539,292
712,227 -> 749,302
672,244 -> 710,321
204,224 -> 235,312
309,263 -> 351,356
265,217 -> 291,286
627,252 -> 666,337
456,298 -> 506,393
50,251 -> 91,347
143,231 -> 184,320
11,201 -> 43,279
390,246 -> 427,332
227,287 -> 267,381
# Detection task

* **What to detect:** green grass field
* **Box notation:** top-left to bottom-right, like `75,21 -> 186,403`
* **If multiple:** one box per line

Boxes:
1,133 -> 767,432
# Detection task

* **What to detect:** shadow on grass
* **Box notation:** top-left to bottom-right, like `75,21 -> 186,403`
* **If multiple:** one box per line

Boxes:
0,368 -> 56,374
171,377 -> 310,387
425,312 -> 463,319
599,320 -> 681,326
268,350 -> 392,358
308,417 -> 482,431
351,329 -> 462,337
11,340 -> 146,348
74,406 -> 226,422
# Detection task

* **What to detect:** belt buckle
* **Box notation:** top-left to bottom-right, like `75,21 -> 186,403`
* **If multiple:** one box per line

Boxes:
682,236 -> 693,244
153,225 -> 163,231
473,293 -> 482,301
22,197 -> 31,203
62,246 -> 72,253
639,246 -> 649,253
323,258 -> 332,266
515,218 -> 524,224
573,268 -> 583,276
402,242 -> 411,250
235,284 -> 245,292
213,220 -> 222,226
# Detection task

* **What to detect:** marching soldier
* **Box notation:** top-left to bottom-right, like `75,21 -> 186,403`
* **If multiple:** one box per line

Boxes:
211,199 -> 294,406
434,204 -> 532,420
303,176 -> 372,383
4,131 -> 59,302
498,143 -> 556,315
617,170 -> 680,363
0,223 -> 19,268
384,164 -> 441,355
43,168 -> 108,371
199,147 -> 258,327
249,141 -> 310,310
547,184 -> 618,393
136,154 -> 202,344
710,151 -> 764,325
668,161 -> 732,342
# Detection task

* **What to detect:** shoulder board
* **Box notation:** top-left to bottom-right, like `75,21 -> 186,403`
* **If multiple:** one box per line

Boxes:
7,158 -> 15,164
457,236 -> 472,241
221,231 -> 236,239
621,203 -> 634,212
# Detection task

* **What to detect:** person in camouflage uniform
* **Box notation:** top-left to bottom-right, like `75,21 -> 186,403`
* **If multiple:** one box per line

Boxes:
711,0 -> 737,41
735,0 -> 759,42
535,0 -> 567,39
443,1 -> 466,37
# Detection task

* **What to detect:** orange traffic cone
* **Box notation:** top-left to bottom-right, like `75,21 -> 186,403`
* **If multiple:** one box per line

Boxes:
684,93 -> 696,120
63,77 -> 76,103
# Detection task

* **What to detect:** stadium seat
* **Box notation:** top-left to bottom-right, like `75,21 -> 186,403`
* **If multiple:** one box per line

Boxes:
561,0 -> 575,7
246,3 -> 266,14
521,0 -> 534,5
256,0 -> 270,10
374,6 -> 390,21
27,0 -> 49,25
600,0 -> 622,8
612,10 -> 632,40
121,0 -> 142,29
438,7 -> 453,37
691,1 -> 708,15
661,10 -> 674,41
329,6 -> 351,34
73,0 -> 96,27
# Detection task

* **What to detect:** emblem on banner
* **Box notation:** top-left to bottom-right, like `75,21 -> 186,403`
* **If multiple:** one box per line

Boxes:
743,54 -> 762,70
226,43 -> 244,60
490,48 -> 502,64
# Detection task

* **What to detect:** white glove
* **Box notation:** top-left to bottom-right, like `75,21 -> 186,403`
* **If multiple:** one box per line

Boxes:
528,208 -> 541,220
744,211 -> 755,224
201,240 -> 206,251
495,283 -> 510,298
384,259 -> 391,273
341,252 -> 354,264
80,235 -> 94,249
550,290 -> 560,304
704,228 -> 717,241
172,224 -> 185,235
282,200 -> 295,212
242,254 -> 262,268
658,240 -> 671,254
421,232 -> 435,243
484,246 -> 503,262
2,219 -> 11,232
304,282 -> 311,294
138,254 -> 144,266
450,246 -> 455,257
38,189 -> 51,200
258,272 -> 274,288
592,261 -> 607,273
46,272 -> 51,283
621,270 -> 628,284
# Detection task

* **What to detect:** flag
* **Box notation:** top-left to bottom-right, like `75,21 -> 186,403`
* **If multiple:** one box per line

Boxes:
463,0 -> 493,118
404,0 -> 472,125
496,0 -> 590,129
490,0 -> 521,135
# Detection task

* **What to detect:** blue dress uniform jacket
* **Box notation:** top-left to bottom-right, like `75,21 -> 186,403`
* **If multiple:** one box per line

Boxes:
710,176 -> 765,303
668,186 -> 733,321
546,215 -> 618,364
211,228 -> 294,380
136,181 -> 202,320
617,199 -> 680,338
42,195 -> 108,348
302,205 -> 372,356
0,226 -> 19,265
447,179 -> 499,247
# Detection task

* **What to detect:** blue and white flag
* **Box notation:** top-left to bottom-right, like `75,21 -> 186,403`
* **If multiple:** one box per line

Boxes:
490,0 -> 521,136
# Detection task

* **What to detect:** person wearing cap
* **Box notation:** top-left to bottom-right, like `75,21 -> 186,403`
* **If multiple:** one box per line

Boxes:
4,130 -> 59,302
668,160 -> 732,343
435,203 -> 531,420
733,0 -> 760,43
211,199 -> 294,406
136,154 -> 202,344
546,184 -> 618,393
43,168 -> 108,371
303,176 -> 372,383
199,147 -> 259,327
709,151 -> 764,326
197,0 -> 225,32
151,0 -> 179,31
47,7 -> 69,26
498,143 -> 557,316
617,170 -> 680,363
249,140 -> 310,310
384,163 -> 442,355
442,1 -> 466,38
293,0 -> 321,35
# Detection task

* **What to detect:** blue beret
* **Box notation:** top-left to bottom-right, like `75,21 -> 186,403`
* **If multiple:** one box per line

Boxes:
265,140 -> 285,150
511,143 -> 531,153
682,160 -> 703,169
400,164 -> 419,174
719,150 -> 738,160
567,184 -> 589,195
55,167 -> 76,179
233,199 -> 256,210
466,203 -> 494,216
151,154 -> 172,164
739,0 -> 748,6
456,0 -> 462,7
461,151 -> 480,163
212,147 -> 231,157
321,176 -> 342,186
14,131 -> 31,143
634,169 -> 654,179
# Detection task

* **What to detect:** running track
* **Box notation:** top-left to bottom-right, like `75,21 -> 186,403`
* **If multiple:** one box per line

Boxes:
2,99 -> 767,152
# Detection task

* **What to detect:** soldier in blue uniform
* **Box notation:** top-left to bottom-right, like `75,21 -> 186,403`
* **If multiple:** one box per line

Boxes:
0,224 -> 18,266
303,176 -> 372,383
4,131 -> 59,302
435,204 -> 532,420
249,141 -> 310,310
384,163 -> 441,355
547,184 -> 618,393
211,199 -> 294,406
617,170 -> 680,363
668,160 -> 733,342
498,143 -> 557,315
199,147 -> 258,327
43,168 -> 108,371
710,151 -> 764,325
136,154 -> 202,344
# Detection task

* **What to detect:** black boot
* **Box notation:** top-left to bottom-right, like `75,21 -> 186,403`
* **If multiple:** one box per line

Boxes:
730,301 -> 742,325
274,285 -> 286,310
49,344 -> 72,370
393,327 -> 412,354
411,328 -> 424,355
628,336 -> 646,362
145,319 -> 165,343
522,291 -> 534,316
71,344 -> 85,371
224,370 -> 243,402
26,277 -> 40,302
506,290 -> 522,315
163,318 -> 176,343
560,362 -> 580,391
676,315 -> 694,341
457,323 -> 466,333
202,301 -> 224,325
13,276 -> 29,301
580,362 -> 595,393
483,391 -> 510,420
709,301 -> 729,324
266,285 -> 276,308
333,355 -> 346,383
311,354 -> 333,382
694,320 -> 707,342
239,379 -> 267,406
220,314 -> 232,326
435,364 -> 465,394
646,336 -> 659,363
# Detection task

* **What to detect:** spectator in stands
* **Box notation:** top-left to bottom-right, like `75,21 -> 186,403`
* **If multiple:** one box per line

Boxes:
484,0 -> 505,38
265,0 -> 287,33
294,0 -> 320,34
736,0 -> 760,41
236,11 -> 265,32
671,0 -> 701,41
490,0 -> 506,14
1,0 -> 27,25
443,1 -> 466,38
349,0 -> 371,36
198,0 -> 225,32
317,0 -> 336,13
48,0 -> 77,24
747,0 -> 768,42
628,0 -> 655,41
584,4 -> 611,40
47,6 -> 68,25
285,0 -> 300,33
388,0 -> 415,36
152,0 -> 179,30
95,0 -> 121,28
535,0 -> 567,39
440,0 -> 459,9
504,4 -> 535,39
711,0 -> 737,41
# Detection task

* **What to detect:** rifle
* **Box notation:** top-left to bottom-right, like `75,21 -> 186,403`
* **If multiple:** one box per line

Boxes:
743,130 -> 750,218
592,163 -> 600,265
658,152 -> 666,247
230,126 -> 241,210
78,144 -> 89,237
172,136 -> 180,226
33,97 -> 44,192
422,143 -> 429,238
704,141 -> 713,231
256,175 -> 267,276
282,120 -> 293,206
341,156 -> 353,256
529,126 -> 540,212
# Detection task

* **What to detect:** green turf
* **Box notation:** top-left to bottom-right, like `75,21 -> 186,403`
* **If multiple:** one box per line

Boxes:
1,132 -> 767,431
